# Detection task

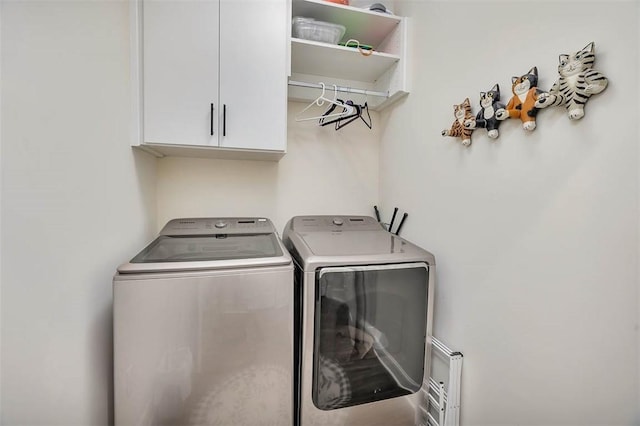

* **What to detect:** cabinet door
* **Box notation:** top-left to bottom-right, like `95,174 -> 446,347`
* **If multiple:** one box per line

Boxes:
143,0 -> 219,146
219,0 -> 287,152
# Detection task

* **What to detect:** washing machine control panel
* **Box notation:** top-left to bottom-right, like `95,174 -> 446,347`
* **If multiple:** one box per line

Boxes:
160,217 -> 275,235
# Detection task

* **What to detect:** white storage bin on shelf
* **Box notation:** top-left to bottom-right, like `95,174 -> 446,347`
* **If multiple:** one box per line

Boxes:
288,0 -> 409,111
292,16 -> 345,44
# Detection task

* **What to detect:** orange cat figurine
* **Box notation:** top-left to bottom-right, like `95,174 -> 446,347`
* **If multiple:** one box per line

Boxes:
496,67 -> 542,131
441,98 -> 474,146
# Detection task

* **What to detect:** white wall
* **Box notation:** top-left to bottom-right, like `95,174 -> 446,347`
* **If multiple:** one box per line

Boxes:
156,102 -> 380,233
384,1 -> 639,424
1,2 -> 156,424
637,1 -> 640,416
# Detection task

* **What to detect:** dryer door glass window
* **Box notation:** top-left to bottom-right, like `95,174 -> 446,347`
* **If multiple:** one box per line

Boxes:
313,263 -> 429,410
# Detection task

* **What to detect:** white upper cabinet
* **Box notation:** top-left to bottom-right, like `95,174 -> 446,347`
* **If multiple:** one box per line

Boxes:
142,1 -> 219,148
131,0 -> 288,161
219,0 -> 287,152
288,0 -> 409,110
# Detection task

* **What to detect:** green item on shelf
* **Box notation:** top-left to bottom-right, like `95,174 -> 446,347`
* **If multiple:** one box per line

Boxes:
340,41 -> 373,50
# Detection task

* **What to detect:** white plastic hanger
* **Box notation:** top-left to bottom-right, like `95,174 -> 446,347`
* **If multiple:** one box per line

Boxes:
295,83 -> 354,122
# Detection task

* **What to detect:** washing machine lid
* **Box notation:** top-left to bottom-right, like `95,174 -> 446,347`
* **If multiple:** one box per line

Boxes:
283,215 -> 435,271
117,217 -> 291,273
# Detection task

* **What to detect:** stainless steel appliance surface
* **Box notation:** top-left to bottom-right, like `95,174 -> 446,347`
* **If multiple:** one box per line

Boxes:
283,215 -> 435,426
114,217 -> 293,426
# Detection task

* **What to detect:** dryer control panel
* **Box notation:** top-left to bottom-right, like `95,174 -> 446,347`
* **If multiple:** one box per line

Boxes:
160,217 -> 276,235
289,215 -> 383,232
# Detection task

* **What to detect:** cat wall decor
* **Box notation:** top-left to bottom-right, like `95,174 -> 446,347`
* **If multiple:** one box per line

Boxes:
441,98 -> 474,146
496,67 -> 542,131
464,84 -> 506,139
535,42 -> 608,120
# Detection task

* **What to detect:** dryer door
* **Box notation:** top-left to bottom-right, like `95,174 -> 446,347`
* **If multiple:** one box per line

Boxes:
313,263 -> 429,410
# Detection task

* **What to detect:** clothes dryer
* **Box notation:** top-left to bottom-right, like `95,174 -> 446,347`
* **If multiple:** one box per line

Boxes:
114,217 -> 293,426
283,215 -> 435,426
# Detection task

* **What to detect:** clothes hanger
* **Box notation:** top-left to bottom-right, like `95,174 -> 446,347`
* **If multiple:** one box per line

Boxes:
295,83 -> 354,122
338,89 -> 372,130
320,99 -> 358,127
319,98 -> 371,130
351,90 -> 372,130
319,85 -> 350,125
336,101 -> 371,130
333,102 -> 362,129
361,90 -> 372,129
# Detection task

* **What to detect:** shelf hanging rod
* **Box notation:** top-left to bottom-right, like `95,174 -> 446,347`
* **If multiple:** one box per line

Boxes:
288,80 -> 389,98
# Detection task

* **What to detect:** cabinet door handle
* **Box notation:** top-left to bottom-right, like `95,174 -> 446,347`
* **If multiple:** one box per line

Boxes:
223,104 -> 227,137
210,103 -> 214,136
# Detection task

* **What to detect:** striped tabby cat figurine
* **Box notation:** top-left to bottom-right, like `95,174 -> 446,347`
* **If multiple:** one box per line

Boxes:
464,84 -> 505,139
442,98 -> 474,147
535,42 -> 608,120
496,67 -> 542,131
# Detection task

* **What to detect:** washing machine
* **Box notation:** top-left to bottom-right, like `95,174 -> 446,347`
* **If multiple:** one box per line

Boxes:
113,217 -> 293,426
283,215 -> 435,426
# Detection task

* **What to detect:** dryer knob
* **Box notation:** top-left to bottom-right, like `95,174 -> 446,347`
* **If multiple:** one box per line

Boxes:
215,221 -> 228,229
332,218 -> 344,226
